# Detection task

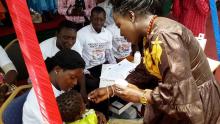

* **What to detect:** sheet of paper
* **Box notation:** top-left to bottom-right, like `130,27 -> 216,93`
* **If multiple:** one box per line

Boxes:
99,59 -> 138,87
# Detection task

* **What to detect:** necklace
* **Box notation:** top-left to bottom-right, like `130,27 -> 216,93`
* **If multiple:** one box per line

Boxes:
144,15 -> 158,47
146,15 -> 157,36
142,15 -> 162,80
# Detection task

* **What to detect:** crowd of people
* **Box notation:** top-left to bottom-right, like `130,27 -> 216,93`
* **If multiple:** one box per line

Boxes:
1,0 -> 220,124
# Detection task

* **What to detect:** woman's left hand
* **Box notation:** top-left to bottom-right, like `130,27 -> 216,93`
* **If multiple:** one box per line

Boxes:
114,84 -> 152,103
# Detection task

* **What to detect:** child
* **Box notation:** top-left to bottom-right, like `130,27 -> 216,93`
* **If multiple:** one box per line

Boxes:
56,89 -> 107,124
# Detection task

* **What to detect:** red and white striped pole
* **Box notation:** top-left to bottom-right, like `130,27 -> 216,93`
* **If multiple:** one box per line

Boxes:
5,0 -> 62,123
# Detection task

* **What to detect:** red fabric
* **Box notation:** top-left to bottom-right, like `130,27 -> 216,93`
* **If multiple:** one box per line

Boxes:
172,0 -> 210,36
0,0 -> 6,20
5,0 -> 62,123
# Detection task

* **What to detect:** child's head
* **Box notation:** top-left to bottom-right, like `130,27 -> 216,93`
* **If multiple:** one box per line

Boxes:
56,90 -> 86,122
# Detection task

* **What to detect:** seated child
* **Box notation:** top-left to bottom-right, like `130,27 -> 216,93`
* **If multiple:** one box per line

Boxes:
56,89 -> 107,124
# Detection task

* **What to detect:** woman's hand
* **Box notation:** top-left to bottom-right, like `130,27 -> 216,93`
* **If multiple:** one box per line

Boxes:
88,87 -> 111,104
114,84 -> 153,103
114,84 -> 143,103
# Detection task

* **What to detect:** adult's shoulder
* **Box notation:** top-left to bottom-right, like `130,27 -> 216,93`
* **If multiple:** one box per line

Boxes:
40,37 -> 57,47
78,25 -> 91,33
155,17 -> 184,34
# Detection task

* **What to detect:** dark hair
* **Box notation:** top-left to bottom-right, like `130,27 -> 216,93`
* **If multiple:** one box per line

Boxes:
56,90 -> 84,122
45,49 -> 85,72
91,6 -> 106,17
57,20 -> 82,33
112,0 -> 162,16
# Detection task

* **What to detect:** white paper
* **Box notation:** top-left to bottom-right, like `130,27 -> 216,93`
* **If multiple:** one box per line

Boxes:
99,59 -> 138,88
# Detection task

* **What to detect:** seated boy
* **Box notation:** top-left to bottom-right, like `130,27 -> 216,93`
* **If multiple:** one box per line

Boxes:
56,89 -> 107,124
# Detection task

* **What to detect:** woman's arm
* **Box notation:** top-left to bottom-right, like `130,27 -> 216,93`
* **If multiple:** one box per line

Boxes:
147,31 -> 204,123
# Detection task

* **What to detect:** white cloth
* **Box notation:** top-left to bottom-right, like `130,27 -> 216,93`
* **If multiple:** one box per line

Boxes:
74,24 -> 116,69
106,24 -> 131,59
22,84 -> 62,124
40,37 -> 80,60
0,45 -> 16,73
97,0 -> 115,26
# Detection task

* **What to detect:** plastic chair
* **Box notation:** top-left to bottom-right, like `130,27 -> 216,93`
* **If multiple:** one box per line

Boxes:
4,39 -> 29,80
0,84 -> 32,124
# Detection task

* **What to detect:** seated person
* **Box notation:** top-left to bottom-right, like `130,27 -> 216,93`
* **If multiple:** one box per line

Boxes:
40,20 -> 88,102
106,23 -> 132,62
0,45 -> 17,102
74,6 -> 116,91
56,89 -> 107,124
40,20 -> 81,60
74,7 -> 116,118
22,49 -> 85,124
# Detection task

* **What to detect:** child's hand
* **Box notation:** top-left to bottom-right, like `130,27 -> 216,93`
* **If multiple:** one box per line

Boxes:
95,111 -> 107,124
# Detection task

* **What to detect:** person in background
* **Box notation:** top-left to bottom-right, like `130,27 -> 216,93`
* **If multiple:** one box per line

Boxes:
40,20 -> 88,102
106,23 -> 132,62
97,0 -> 116,26
58,0 -> 96,26
0,45 -> 17,103
40,20 -> 81,59
88,0 -> 220,124
172,0 -> 210,36
56,89 -> 107,124
22,49 -> 85,124
74,6 -> 116,90
74,6 -> 116,118
98,0 -> 133,61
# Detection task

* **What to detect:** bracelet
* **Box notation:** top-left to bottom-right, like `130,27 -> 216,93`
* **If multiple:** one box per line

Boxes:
140,89 -> 149,105
110,85 -> 115,97
106,87 -> 109,99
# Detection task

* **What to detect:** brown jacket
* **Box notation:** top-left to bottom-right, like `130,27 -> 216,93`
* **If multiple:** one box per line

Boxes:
126,17 -> 220,124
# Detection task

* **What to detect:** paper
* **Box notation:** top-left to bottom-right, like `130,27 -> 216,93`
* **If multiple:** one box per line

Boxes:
99,59 -> 138,88
195,33 -> 220,72
195,33 -> 207,51
207,58 -> 220,72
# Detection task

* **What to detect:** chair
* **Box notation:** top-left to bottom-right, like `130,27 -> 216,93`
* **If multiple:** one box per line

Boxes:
4,39 -> 29,80
0,84 -> 32,124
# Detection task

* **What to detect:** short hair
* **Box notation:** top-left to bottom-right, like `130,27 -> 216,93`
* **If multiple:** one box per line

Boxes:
91,6 -> 106,17
57,20 -> 81,33
45,49 -> 85,72
56,90 -> 84,122
112,0 -> 162,16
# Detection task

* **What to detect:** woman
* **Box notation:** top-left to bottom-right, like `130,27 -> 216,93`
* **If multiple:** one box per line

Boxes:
22,49 -> 85,124
88,0 -> 220,124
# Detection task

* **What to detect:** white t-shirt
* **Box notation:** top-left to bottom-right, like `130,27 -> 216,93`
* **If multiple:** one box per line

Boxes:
0,45 -> 16,73
98,0 -> 114,26
106,24 -> 131,59
74,24 -> 114,69
40,37 -> 80,60
22,84 -> 62,124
